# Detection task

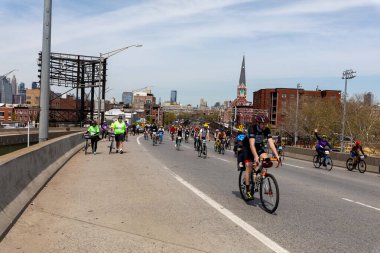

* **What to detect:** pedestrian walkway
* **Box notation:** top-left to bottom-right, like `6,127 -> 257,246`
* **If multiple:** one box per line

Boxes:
0,136 -> 271,253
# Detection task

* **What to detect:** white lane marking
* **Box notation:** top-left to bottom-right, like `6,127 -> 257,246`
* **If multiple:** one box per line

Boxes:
283,163 -> 304,169
137,136 -> 142,145
162,166 -> 289,253
342,198 -> 380,212
215,157 -> 230,163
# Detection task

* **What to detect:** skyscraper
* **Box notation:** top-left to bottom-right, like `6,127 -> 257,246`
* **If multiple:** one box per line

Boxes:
31,81 -> 39,89
0,77 -> 13,104
170,90 -> 177,104
11,75 -> 17,95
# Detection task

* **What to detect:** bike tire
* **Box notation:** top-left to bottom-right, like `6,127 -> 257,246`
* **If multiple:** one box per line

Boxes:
109,140 -> 113,154
358,160 -> 366,173
198,146 -> 202,157
239,170 -> 253,202
221,147 -> 225,155
260,173 -> 279,214
85,140 -> 88,155
203,145 -> 207,158
346,158 -> 354,171
325,157 -> 333,171
313,155 -> 321,168
280,150 -> 285,161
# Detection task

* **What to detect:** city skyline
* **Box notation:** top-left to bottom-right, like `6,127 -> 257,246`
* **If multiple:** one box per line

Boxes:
0,0 -> 379,106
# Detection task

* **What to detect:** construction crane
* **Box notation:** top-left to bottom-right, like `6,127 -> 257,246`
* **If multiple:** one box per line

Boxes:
0,69 -> 18,81
131,86 -> 154,94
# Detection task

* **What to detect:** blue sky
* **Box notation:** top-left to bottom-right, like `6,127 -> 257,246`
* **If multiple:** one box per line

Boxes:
1,0 -> 380,106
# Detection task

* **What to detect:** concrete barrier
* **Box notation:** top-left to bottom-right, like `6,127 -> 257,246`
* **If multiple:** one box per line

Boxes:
284,146 -> 380,173
0,132 -> 83,239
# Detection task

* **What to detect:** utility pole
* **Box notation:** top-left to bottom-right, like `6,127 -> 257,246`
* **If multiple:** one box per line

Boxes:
295,83 -> 302,146
39,0 -> 52,142
340,69 -> 356,152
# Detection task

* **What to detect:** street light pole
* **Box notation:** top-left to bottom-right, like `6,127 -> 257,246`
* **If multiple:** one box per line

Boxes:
97,44 -> 142,123
295,83 -> 302,146
340,69 -> 356,152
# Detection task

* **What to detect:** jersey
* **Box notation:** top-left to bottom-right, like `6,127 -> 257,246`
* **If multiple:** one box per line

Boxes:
112,121 -> 126,135
87,125 -> 100,137
243,124 -> 272,152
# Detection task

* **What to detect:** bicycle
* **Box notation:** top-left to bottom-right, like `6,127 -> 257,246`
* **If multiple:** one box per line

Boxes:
219,139 -> 225,155
277,145 -> 285,160
239,158 -> 281,214
198,139 -> 207,158
83,133 -> 90,155
346,154 -> 367,173
225,137 -> 231,150
194,136 -> 200,151
152,132 -> 158,146
176,136 -> 182,151
313,149 -> 333,171
108,133 -> 115,154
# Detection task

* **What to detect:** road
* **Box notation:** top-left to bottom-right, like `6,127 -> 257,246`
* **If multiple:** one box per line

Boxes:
140,134 -> 380,253
1,133 -> 379,253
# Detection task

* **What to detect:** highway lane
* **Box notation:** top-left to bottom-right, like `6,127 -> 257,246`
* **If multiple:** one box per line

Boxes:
138,135 -> 380,253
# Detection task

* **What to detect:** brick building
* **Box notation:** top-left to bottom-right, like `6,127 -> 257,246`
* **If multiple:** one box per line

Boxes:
0,106 -> 14,123
253,88 -> 341,128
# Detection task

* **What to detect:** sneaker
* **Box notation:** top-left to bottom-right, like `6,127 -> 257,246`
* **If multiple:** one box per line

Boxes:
120,150 -> 123,154
246,191 -> 254,200
116,150 -> 119,153
93,152 -> 96,155
239,162 -> 243,168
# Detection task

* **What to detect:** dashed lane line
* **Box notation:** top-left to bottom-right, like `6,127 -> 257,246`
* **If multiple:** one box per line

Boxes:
342,198 -> 380,212
282,163 -> 304,169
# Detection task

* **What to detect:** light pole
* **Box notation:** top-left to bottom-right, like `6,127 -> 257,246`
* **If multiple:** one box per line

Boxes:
340,69 -> 356,152
295,83 -> 302,146
98,44 -> 142,122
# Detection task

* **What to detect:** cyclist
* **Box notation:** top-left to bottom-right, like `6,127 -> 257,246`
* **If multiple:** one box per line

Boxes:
158,125 -> 165,143
87,120 -> 100,155
225,127 -> 232,149
169,125 -> 176,140
194,127 -> 201,149
175,126 -> 183,147
314,129 -> 332,165
218,128 -> 227,152
151,123 -> 158,142
234,126 -> 246,170
184,128 -> 190,143
350,140 -> 366,169
199,124 -> 210,143
100,121 -> 109,140
111,115 -> 126,154
242,115 -> 280,200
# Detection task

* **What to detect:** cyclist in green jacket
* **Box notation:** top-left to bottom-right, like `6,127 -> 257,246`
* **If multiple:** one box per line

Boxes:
87,120 -> 100,155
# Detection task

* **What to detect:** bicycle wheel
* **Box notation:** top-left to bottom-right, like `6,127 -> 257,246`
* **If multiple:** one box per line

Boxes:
325,157 -> 333,171
346,158 -> 354,171
177,142 -> 180,151
198,145 -> 202,157
239,170 -> 253,202
109,140 -> 113,154
85,140 -> 89,155
260,173 -> 279,213
313,155 -> 321,168
358,160 -> 366,173
203,145 -> 207,158
221,147 -> 225,155
280,150 -> 285,160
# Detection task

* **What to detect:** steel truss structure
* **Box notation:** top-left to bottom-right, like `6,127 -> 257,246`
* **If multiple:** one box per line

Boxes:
38,52 -> 107,124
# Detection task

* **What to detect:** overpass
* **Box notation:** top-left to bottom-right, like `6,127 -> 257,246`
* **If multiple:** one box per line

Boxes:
0,132 -> 379,252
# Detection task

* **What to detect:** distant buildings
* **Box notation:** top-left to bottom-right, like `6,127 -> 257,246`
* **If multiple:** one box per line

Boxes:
170,90 -> 177,104
0,77 -> 13,104
199,98 -> 208,110
364,92 -> 374,106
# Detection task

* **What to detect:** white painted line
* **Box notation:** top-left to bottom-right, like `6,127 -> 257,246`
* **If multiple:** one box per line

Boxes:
137,136 -> 142,145
216,157 -> 230,163
163,166 -> 289,253
342,198 -> 380,212
283,163 -> 304,169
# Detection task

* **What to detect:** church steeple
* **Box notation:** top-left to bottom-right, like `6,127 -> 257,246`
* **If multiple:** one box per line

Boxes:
239,56 -> 246,86
237,56 -> 247,98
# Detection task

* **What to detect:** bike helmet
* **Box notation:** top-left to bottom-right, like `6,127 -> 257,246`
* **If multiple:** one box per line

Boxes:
355,140 -> 361,145
262,158 -> 273,168
255,114 -> 270,124
322,134 -> 327,139
237,133 -> 245,141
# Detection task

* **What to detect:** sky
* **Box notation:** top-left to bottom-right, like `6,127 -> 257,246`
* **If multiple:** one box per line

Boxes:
1,0 -> 380,106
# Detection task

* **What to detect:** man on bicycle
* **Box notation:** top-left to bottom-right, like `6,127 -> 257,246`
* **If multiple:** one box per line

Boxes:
111,115 -> 126,154
175,126 -> 183,147
314,129 -> 332,165
242,115 -> 280,200
199,124 -> 210,145
350,140 -> 366,169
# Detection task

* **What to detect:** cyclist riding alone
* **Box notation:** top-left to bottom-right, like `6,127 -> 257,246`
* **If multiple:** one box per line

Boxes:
350,140 -> 366,169
111,115 -> 126,154
87,120 -> 100,155
242,114 -> 280,200
314,129 -> 332,163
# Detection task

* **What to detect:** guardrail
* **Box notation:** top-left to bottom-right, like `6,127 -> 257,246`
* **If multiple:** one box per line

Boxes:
0,132 -> 83,239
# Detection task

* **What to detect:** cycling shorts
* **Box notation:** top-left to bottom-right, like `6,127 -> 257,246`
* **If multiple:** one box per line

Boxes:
115,133 -> 125,142
242,144 -> 266,163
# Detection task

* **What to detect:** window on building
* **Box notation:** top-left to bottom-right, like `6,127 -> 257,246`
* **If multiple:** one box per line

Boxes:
282,94 -> 287,98
0,112 -> 4,117
290,94 -> 295,99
